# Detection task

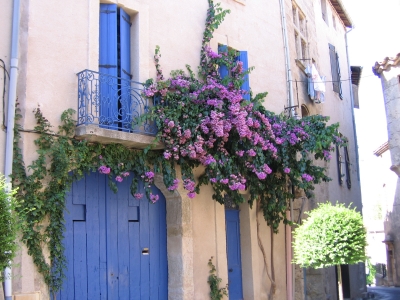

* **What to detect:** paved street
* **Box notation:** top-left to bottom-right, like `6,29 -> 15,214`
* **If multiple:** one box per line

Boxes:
367,286 -> 400,300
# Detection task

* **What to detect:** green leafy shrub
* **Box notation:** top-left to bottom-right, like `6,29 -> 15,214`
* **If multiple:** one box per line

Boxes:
0,175 -> 18,280
293,202 -> 366,268
208,257 -> 228,300
366,258 -> 376,285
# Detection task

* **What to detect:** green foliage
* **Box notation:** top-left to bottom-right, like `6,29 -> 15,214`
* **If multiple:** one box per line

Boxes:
207,257 -> 228,300
293,202 -> 367,269
0,175 -> 18,281
366,258 -> 376,285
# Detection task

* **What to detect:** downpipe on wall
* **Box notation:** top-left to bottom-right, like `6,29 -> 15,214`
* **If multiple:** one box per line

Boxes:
4,0 -> 21,299
278,0 -> 295,299
344,26 -> 361,182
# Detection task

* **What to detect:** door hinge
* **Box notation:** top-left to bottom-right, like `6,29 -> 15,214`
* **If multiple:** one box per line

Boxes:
99,64 -> 117,69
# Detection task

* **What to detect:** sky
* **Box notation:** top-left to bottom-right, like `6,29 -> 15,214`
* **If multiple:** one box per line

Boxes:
345,0 -> 400,219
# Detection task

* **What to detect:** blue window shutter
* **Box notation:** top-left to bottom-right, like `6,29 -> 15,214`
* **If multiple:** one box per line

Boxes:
238,51 -> 250,100
99,4 -> 117,127
119,8 -> 131,130
218,45 -> 229,79
99,4 -> 118,77
119,8 -> 131,81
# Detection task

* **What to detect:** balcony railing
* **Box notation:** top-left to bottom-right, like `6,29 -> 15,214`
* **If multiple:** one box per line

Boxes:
77,69 -> 157,135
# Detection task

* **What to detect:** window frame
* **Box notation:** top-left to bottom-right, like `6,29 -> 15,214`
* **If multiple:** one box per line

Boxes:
292,3 -> 308,61
328,43 -> 343,99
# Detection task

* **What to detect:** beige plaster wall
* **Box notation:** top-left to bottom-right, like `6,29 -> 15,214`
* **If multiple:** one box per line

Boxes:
379,67 -> 400,286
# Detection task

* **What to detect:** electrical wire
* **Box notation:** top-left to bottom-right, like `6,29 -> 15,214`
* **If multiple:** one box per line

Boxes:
288,74 -> 375,84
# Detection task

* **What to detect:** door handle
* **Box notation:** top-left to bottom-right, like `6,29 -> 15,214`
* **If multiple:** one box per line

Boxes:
229,268 -> 233,272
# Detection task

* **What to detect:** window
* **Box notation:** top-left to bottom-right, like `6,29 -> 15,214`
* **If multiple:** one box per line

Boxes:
328,44 -> 342,99
332,14 -> 336,29
301,105 -> 309,118
292,4 -> 308,61
321,0 -> 328,25
99,4 -> 131,82
218,45 -> 250,100
336,136 -> 351,189
99,4 -> 132,130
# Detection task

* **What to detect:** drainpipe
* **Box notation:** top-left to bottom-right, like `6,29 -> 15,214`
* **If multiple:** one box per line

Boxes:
344,27 -> 360,182
279,0 -> 295,299
279,0 -> 296,118
4,0 -> 21,299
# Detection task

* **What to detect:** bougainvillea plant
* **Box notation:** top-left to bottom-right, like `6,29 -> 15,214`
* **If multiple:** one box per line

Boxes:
142,0 -> 345,231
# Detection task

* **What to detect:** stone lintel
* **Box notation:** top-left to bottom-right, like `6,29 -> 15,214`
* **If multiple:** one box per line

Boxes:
75,125 -> 163,149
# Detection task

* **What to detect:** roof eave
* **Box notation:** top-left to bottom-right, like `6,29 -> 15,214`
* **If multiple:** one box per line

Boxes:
330,0 -> 353,28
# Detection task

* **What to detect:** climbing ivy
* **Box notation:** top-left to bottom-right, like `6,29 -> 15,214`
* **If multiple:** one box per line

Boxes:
0,175 -> 18,281
12,0 -> 346,294
208,257 -> 228,300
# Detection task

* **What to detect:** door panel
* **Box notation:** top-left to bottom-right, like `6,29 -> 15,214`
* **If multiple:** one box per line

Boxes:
57,172 -> 167,299
225,209 -> 244,300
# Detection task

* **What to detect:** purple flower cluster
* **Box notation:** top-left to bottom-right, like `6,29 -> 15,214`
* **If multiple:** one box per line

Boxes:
134,193 -> 143,199
150,193 -> 159,203
168,179 -> 179,191
183,179 -> 196,198
98,165 -> 111,175
302,174 -> 313,182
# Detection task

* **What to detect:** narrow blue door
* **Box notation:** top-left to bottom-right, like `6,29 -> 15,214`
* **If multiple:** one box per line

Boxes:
225,209 -> 244,300
57,172 -> 168,299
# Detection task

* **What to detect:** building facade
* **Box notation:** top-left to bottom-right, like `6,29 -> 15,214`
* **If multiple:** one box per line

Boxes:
1,0 -> 365,299
373,53 -> 400,287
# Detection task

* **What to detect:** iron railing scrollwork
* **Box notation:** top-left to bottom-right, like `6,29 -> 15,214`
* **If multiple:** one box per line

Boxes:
77,69 -> 157,135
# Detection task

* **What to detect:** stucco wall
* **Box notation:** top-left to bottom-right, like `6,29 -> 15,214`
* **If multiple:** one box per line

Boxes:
379,67 -> 400,286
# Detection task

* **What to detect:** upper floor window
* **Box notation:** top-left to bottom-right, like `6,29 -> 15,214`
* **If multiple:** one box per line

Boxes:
328,44 -> 342,99
218,45 -> 250,100
332,14 -> 336,30
321,0 -> 329,25
99,4 -> 132,81
292,4 -> 307,60
336,137 -> 351,189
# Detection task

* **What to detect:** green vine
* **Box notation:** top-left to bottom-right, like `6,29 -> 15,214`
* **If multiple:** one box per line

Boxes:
11,0 -> 346,294
0,174 -> 19,281
207,257 -> 228,300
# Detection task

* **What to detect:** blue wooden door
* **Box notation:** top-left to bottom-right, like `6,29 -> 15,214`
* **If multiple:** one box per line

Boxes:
57,172 -> 168,299
225,210 -> 244,300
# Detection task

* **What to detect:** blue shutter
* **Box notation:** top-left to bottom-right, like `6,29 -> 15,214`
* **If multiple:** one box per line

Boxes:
99,4 -> 118,127
99,4 -> 118,76
119,8 -> 132,131
238,51 -> 250,100
218,45 -> 229,79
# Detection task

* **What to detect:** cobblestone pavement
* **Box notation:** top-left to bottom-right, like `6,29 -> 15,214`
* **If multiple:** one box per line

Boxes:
367,286 -> 400,300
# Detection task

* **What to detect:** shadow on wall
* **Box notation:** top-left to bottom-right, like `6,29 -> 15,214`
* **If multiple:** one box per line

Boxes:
383,177 -> 400,287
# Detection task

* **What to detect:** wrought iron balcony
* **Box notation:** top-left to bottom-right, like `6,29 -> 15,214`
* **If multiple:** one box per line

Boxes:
77,69 -> 157,135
